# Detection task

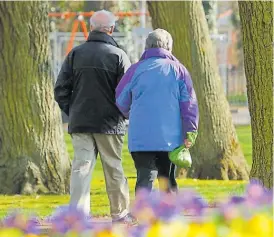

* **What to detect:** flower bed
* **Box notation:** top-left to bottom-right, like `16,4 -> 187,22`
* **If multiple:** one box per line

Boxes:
0,181 -> 272,237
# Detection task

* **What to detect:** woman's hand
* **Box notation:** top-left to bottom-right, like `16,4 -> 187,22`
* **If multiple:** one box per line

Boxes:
184,139 -> 192,148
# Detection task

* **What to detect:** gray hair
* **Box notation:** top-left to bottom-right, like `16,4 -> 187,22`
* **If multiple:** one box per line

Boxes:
90,10 -> 117,32
145,29 -> 173,51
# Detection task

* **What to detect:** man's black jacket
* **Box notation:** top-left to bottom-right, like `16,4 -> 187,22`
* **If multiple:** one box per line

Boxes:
54,31 -> 131,135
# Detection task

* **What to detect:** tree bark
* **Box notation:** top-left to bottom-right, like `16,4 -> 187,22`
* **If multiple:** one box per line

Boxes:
147,1 -> 249,180
202,0 -> 218,35
238,1 -> 273,188
0,1 -> 71,194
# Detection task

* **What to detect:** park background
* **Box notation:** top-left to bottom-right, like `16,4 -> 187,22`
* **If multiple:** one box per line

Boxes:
0,0 -> 272,220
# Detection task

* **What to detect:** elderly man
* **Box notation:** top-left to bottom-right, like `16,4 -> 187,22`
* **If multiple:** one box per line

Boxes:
116,29 -> 199,193
54,10 -> 136,225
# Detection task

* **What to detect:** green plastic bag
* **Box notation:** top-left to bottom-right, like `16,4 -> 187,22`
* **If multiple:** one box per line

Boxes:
168,145 -> 192,168
168,132 -> 198,168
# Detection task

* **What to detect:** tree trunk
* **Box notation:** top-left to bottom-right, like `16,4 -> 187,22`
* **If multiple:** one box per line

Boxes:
147,1 -> 249,180
0,1 -> 71,194
238,1 -> 273,188
202,0 -> 218,35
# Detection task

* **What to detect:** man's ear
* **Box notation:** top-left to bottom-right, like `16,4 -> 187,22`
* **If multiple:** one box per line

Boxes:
109,26 -> 115,34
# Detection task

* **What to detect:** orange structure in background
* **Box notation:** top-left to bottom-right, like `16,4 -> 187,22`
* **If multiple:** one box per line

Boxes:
48,11 -> 149,55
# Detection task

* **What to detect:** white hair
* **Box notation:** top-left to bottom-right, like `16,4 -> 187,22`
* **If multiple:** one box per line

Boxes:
90,10 -> 117,32
145,29 -> 173,51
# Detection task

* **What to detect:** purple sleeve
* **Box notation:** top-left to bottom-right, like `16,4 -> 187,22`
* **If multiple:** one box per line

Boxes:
115,64 -> 139,118
178,66 -> 199,138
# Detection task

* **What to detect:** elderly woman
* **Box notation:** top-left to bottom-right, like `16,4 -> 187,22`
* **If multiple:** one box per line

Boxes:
116,29 -> 199,193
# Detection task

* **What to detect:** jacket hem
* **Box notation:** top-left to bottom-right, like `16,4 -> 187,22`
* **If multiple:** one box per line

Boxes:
129,147 -> 177,153
68,128 -> 127,135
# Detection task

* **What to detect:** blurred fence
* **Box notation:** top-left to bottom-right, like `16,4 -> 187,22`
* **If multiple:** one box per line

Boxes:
49,32 -> 143,81
226,69 -> 248,106
50,31 -> 250,125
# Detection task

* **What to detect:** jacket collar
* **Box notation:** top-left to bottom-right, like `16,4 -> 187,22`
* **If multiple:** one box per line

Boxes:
87,31 -> 119,48
140,48 -> 179,62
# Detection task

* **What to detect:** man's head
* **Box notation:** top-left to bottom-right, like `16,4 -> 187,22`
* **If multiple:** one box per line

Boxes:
90,10 -> 116,35
145,29 -> 173,52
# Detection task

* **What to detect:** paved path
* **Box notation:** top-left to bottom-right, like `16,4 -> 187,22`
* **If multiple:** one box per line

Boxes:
231,107 -> 250,125
38,208 -> 218,234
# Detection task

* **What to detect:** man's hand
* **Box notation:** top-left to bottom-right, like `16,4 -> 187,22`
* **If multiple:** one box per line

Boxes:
184,139 -> 192,148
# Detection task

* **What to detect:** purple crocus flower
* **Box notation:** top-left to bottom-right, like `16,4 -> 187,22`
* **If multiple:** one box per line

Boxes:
152,192 -> 180,221
128,224 -> 148,237
185,196 -> 208,216
25,217 -> 41,234
132,189 -> 182,222
49,205 -> 92,234
219,203 -> 241,221
229,196 -> 246,205
261,189 -> 273,205
246,180 -> 265,203
131,188 -> 157,219
2,211 -> 40,235
176,189 -> 198,207
133,189 -> 151,209
176,189 -> 208,216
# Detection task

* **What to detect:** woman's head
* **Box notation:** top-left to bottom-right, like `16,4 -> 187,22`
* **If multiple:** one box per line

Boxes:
145,29 -> 173,52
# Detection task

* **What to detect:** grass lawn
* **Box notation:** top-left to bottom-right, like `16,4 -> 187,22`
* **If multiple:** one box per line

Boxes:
0,126 -> 252,218
236,126 -> 252,165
